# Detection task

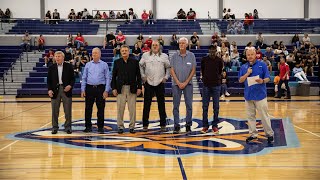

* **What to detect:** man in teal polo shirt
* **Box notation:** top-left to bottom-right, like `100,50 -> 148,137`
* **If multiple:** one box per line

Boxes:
238,49 -> 274,144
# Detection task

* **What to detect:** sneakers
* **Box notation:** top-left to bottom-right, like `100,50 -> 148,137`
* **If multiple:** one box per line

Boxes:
142,126 -> 148,132
129,129 -> 135,134
43,64 -> 47,67
246,136 -> 258,143
267,136 -> 274,144
212,127 -> 219,134
51,129 -> 58,134
201,127 -> 208,134
186,126 -> 191,133
225,91 -> 230,97
173,127 -> 180,134
284,96 -> 291,99
160,126 -> 166,132
83,128 -> 92,133
118,129 -> 124,134
98,128 -> 104,134
220,95 -> 225,100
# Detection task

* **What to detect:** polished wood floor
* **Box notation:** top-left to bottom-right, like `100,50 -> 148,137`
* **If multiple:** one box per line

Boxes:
0,96 -> 319,180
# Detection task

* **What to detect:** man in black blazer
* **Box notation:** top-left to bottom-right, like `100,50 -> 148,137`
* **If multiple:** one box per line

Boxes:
47,51 -> 75,134
111,45 -> 142,134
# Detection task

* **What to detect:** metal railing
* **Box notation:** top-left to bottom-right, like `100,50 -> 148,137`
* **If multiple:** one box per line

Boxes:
0,77 -> 5,95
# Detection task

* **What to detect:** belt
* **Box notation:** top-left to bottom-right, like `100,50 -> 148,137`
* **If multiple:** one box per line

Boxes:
87,84 -> 105,88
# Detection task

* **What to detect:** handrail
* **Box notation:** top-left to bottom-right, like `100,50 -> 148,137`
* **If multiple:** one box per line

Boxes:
0,77 -> 5,95
19,51 -> 23,72
92,9 -> 126,16
10,62 -> 14,82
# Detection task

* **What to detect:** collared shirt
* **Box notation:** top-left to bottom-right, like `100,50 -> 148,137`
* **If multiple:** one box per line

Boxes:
81,60 -> 111,92
238,60 -> 270,101
57,63 -> 63,84
170,50 -> 196,85
139,52 -> 170,86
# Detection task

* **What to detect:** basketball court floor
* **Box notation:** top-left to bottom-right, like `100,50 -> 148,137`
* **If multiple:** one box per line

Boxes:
0,96 -> 319,179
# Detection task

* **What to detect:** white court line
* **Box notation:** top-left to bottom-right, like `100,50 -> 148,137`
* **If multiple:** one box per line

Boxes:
0,115 -> 65,152
294,125 -> 320,138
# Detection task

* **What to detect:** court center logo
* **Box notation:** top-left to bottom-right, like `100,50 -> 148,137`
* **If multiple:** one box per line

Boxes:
10,118 -> 299,156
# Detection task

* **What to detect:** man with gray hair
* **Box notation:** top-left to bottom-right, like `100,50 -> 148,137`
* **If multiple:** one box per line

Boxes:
170,37 -> 196,134
140,40 -> 170,132
47,51 -> 75,134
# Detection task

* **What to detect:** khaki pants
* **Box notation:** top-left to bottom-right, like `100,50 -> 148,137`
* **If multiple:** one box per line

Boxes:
117,86 -> 137,129
245,98 -> 274,137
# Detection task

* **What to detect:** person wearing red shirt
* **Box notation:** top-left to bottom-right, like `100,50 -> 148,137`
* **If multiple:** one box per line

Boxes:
141,9 -> 149,26
44,48 -> 55,67
38,34 -> 45,52
116,31 -> 126,46
243,13 -> 250,34
144,36 -> 153,48
141,44 -> 150,53
74,32 -> 85,49
248,13 -> 254,34
256,48 -> 263,60
275,57 -> 291,99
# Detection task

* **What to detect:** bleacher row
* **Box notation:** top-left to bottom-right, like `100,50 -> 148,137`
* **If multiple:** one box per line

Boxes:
0,45 -> 318,97
0,47 -> 21,79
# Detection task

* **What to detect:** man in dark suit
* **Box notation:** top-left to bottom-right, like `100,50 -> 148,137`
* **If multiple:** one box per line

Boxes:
111,45 -> 142,134
47,51 -> 75,134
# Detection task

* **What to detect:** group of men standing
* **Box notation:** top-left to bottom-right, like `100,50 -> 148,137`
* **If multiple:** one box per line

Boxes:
47,38 -> 274,144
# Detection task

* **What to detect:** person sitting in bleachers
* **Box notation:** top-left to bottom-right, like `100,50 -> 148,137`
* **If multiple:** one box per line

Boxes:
221,42 -> 229,56
256,32 -> 264,47
109,11 -> 115,19
52,9 -> 60,24
20,31 -> 31,52
253,9 -> 259,19
211,32 -> 220,45
132,43 -> 141,61
227,9 -> 235,19
241,49 -> 248,64
67,34 -> 74,47
44,48 -> 55,67
227,21 -> 235,34
116,12 -> 121,19
116,31 -> 126,46
177,8 -> 186,19
74,33 -> 85,49
0,9 -> 4,20
82,8 -> 92,19
286,53 -> 296,70
120,10 -> 129,21
4,8 -> 12,22
128,8 -> 137,23
76,11 -> 83,19
309,46 -> 319,66
94,11 -> 102,19
231,48 -> 240,67
141,43 -> 150,53
293,63 -> 309,82
187,8 -> 196,20
37,34 -> 45,52
230,41 -> 237,52
291,34 -> 300,48
103,31 -> 116,49
45,10 -> 51,24
170,34 -> 179,50
144,36 -> 153,48
136,33 -> 144,49
245,42 -> 255,51
262,56 -> 272,73
189,32 -> 200,50
141,10 -> 149,26
234,20 -> 244,34
102,12 -> 108,19
302,33 -> 311,49
256,47 -> 263,60
265,47 -> 275,62
148,10 -> 155,24
158,35 -> 164,51
64,47 -> 74,63
243,13 -> 250,34
220,33 -> 229,46
222,52 -> 231,71
305,55 -> 315,76
68,9 -> 76,20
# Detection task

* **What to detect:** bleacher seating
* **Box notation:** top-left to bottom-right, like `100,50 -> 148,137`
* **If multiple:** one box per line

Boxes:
0,46 -> 21,78
7,20 -> 99,35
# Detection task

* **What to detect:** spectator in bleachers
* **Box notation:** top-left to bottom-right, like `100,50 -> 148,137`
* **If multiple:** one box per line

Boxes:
293,63 -> 309,82
241,49 -> 248,64
245,42 -> 255,51
132,43 -> 141,61
144,36 -> 153,48
177,8 -> 186,19
220,33 -> 228,45
120,10 -> 129,21
302,33 -> 311,49
231,48 -> 240,67
141,10 -> 149,26
212,42 -> 221,57
234,20 -> 244,34
52,9 -> 60,24
309,46 -> 319,65
64,47 -> 73,63
170,34 -> 179,50
291,34 -> 300,48
128,8 -> 136,22
0,9 -> 4,20
189,32 -> 200,50
222,52 -> 231,71
230,41 -> 237,52
109,11 -> 116,19
256,32 -> 264,47
136,33 -> 144,49
82,8 -> 91,19
149,10 -> 155,24
227,21 -> 235,34
20,31 -> 31,52
220,70 -> 230,100
94,11 -> 102,19
253,9 -> 259,19
243,13 -> 250,34
305,55 -> 315,76
248,13 -> 254,34
76,11 -> 82,19
4,8 -> 11,21
286,53 -> 296,70
274,56 -> 291,99
187,8 -> 196,20
113,44 -> 121,57
221,42 -> 229,56
37,34 -> 45,52
211,32 -> 220,45
102,12 -> 108,19
262,56 -> 272,73
67,34 -> 74,47
44,48 -> 55,67
116,12 -> 121,19
104,31 -> 116,49
142,43 -> 150,53
116,31 -> 126,46
68,9 -> 76,20
272,41 -> 279,50
256,47 -> 263,60
223,8 -> 227,19
45,10 -> 51,24
227,9 -> 235,19
158,35 -> 164,49
74,33 -> 85,49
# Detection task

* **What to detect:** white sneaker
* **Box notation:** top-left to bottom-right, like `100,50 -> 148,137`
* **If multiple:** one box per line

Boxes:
220,95 -> 225,100
43,64 -> 47,67
225,91 -> 230,97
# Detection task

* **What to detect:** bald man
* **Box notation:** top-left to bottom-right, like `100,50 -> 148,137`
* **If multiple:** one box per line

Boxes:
81,47 -> 111,134
238,49 -> 274,144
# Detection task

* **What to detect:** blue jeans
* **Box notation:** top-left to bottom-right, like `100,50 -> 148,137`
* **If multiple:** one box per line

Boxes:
221,84 -> 228,95
172,84 -> 193,129
231,58 -> 240,67
202,85 -> 221,128
75,40 -> 84,49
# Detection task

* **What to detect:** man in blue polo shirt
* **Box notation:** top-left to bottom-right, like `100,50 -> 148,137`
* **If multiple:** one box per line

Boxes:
238,49 -> 274,144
